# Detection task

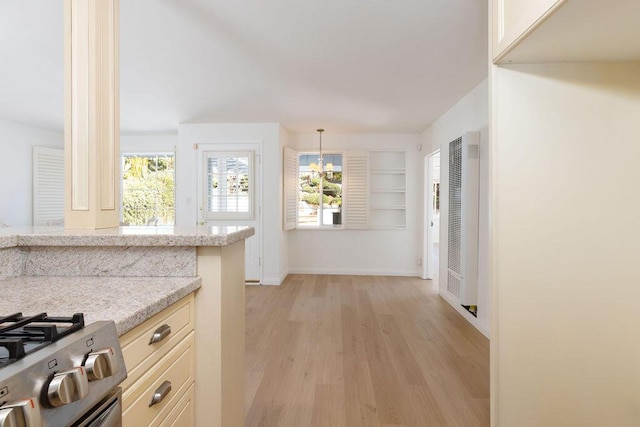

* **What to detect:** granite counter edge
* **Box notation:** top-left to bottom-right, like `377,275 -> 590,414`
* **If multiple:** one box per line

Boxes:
0,228 -> 254,248
114,276 -> 202,336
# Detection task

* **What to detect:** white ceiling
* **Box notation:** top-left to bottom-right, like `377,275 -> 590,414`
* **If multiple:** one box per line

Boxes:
0,0 -> 487,134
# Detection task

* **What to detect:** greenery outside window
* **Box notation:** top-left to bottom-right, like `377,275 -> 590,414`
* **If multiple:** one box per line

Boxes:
121,153 -> 175,226
298,153 -> 343,227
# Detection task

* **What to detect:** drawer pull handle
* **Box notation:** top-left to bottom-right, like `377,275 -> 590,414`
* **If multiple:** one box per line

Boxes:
149,324 -> 172,345
149,380 -> 172,407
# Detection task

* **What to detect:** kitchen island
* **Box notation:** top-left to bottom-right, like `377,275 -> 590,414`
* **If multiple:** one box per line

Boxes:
0,225 -> 254,427
0,275 -> 201,335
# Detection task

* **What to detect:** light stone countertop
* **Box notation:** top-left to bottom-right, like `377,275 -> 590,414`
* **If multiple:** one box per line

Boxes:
0,225 -> 254,248
0,276 -> 201,336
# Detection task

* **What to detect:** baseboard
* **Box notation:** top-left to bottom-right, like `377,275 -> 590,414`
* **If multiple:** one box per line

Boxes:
287,267 -> 420,277
260,277 -> 282,286
439,290 -> 490,338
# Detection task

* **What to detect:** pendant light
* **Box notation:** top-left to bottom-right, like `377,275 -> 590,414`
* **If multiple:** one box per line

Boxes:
310,129 -> 334,178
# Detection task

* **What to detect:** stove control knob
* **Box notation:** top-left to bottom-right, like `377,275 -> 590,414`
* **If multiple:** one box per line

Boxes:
47,367 -> 89,407
84,348 -> 119,381
0,398 -> 42,427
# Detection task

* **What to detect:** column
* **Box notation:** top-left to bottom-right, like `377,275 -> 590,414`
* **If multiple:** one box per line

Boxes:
64,0 -> 120,229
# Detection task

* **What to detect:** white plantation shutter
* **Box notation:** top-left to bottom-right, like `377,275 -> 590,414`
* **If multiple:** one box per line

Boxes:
283,146 -> 298,230
33,146 -> 64,226
203,151 -> 254,220
344,151 -> 369,229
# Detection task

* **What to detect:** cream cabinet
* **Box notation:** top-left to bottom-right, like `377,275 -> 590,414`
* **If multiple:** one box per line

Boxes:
492,0 -> 640,63
120,294 -> 196,427
491,0 -> 563,60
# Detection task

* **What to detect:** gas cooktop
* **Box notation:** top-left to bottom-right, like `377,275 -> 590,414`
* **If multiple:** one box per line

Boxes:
0,313 -> 127,427
0,313 -> 85,369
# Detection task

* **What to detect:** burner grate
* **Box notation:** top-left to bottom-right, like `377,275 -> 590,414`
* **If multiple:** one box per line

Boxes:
0,313 -> 84,368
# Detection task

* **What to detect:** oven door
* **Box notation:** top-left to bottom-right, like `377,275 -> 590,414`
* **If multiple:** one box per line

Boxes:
74,388 -> 122,427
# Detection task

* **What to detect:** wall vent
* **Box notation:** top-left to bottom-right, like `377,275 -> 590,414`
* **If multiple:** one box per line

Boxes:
447,132 -> 480,306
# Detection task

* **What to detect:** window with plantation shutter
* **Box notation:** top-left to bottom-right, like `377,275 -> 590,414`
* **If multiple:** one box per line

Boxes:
203,151 -> 254,220
283,147 -> 298,230
344,151 -> 369,229
33,146 -> 64,226
283,148 -> 370,230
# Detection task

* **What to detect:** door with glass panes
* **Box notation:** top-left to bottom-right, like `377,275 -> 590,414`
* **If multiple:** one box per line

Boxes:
198,146 -> 261,283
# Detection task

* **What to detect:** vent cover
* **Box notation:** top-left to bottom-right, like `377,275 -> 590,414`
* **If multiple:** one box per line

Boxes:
448,137 -> 462,276
446,133 -> 480,306
447,271 -> 461,298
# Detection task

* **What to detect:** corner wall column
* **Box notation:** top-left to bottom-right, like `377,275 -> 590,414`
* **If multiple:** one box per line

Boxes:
64,0 -> 120,229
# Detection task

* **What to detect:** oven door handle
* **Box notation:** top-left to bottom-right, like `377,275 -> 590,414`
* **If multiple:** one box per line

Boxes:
149,381 -> 172,407
149,324 -> 172,345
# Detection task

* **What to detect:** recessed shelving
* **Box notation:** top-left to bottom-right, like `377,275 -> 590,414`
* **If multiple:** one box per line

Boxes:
371,205 -> 406,210
369,151 -> 406,229
370,168 -> 406,174
370,187 -> 406,193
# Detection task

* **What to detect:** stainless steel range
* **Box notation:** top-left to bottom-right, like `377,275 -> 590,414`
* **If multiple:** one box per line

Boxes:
0,313 -> 126,427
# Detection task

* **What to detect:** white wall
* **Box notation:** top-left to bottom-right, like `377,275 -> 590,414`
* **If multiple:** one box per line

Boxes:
492,62 -> 640,427
0,119 -> 63,226
176,123 -> 286,284
287,133 -> 423,277
421,79 -> 490,336
120,133 -> 178,153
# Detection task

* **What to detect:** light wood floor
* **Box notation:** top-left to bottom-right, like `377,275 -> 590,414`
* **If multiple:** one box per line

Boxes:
245,275 -> 489,427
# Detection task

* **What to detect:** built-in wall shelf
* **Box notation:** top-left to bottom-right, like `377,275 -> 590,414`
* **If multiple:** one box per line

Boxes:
370,168 -> 406,174
369,151 -> 406,229
367,224 -> 407,230
370,187 -> 406,193
371,205 -> 406,210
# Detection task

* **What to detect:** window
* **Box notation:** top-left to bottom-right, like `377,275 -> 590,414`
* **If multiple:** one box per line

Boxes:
297,153 -> 343,227
33,146 -> 64,226
204,151 -> 254,220
283,148 -> 369,230
121,154 -> 175,225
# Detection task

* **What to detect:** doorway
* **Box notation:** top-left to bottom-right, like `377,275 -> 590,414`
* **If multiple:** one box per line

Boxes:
423,150 -> 441,281
197,142 -> 263,283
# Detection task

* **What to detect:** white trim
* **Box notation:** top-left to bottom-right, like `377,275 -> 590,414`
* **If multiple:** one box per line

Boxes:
439,289 -> 490,338
260,269 -> 292,286
287,267 -> 421,277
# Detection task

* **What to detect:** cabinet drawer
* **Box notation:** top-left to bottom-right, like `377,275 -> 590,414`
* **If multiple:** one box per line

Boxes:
160,384 -> 195,427
123,332 -> 195,427
120,294 -> 194,391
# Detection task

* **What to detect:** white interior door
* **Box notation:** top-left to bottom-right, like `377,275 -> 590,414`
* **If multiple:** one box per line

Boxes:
423,150 -> 441,280
198,143 -> 262,283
